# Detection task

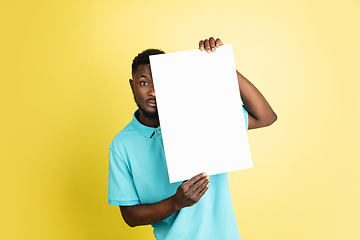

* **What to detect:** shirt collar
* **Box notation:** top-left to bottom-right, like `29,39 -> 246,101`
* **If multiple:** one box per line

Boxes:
130,109 -> 161,139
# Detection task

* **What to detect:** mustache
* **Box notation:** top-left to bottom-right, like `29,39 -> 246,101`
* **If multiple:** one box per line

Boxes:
146,98 -> 156,102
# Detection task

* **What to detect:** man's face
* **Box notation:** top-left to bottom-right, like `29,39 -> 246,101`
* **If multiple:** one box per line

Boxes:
130,64 -> 158,120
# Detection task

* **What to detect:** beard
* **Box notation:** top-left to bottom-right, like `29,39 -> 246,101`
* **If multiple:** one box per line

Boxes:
133,95 -> 159,120
140,105 -> 159,120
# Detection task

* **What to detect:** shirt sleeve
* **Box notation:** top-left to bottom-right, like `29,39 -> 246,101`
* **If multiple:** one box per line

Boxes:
108,144 -> 141,206
242,105 -> 249,131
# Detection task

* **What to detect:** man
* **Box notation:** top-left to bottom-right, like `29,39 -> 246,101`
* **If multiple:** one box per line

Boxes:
108,37 -> 277,239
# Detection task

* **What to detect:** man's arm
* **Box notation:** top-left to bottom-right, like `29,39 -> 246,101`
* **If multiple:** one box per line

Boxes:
199,37 -> 277,129
120,173 -> 210,227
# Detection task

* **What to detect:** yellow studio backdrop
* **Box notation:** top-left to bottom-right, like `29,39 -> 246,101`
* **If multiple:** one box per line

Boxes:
1,0 -> 359,239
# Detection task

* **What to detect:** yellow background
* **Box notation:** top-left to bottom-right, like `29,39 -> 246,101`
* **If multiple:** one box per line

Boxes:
1,0 -> 359,239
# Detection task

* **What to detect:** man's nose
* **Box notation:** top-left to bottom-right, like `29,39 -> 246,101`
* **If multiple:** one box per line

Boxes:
149,86 -> 155,97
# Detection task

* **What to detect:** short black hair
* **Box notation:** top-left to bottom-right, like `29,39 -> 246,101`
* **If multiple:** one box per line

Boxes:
131,48 -> 165,75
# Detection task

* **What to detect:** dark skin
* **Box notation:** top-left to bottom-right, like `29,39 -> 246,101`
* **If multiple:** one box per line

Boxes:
121,173 -> 210,227
199,37 -> 277,129
129,63 -> 160,128
122,37 -> 277,227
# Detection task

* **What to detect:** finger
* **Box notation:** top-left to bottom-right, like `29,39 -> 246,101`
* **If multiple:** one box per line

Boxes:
183,172 -> 207,188
204,39 -> 211,53
190,176 -> 210,193
209,37 -> 216,52
215,38 -> 223,47
197,182 -> 209,197
199,40 -> 205,51
191,180 -> 210,203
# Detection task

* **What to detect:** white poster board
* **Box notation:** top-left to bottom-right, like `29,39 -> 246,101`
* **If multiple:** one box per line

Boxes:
149,44 -> 252,183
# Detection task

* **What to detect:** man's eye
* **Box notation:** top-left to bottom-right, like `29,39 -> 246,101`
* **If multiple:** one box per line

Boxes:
140,81 -> 148,86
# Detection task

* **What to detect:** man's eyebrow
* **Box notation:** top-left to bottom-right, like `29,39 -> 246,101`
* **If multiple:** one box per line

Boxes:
139,74 -> 149,78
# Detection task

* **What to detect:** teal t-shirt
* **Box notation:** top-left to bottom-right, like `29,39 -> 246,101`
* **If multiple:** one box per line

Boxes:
108,107 -> 248,240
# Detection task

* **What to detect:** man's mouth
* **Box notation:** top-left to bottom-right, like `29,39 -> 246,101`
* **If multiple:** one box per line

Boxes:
147,100 -> 157,107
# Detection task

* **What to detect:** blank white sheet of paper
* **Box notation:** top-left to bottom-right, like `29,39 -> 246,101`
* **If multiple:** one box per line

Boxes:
149,44 -> 252,183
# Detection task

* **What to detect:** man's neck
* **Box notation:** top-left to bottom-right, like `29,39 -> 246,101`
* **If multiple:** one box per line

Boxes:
137,112 -> 160,128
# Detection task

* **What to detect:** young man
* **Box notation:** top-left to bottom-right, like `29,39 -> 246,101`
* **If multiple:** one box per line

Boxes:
108,37 -> 277,239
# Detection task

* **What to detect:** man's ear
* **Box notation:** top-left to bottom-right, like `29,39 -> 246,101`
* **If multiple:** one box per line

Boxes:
129,79 -> 134,93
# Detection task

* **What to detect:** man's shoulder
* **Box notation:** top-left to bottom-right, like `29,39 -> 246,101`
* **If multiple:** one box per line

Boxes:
111,121 -> 137,146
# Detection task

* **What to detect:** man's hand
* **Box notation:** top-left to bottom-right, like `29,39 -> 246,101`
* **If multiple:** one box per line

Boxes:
171,173 -> 210,209
199,37 -> 223,52
120,173 -> 210,227
198,36 -> 277,129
